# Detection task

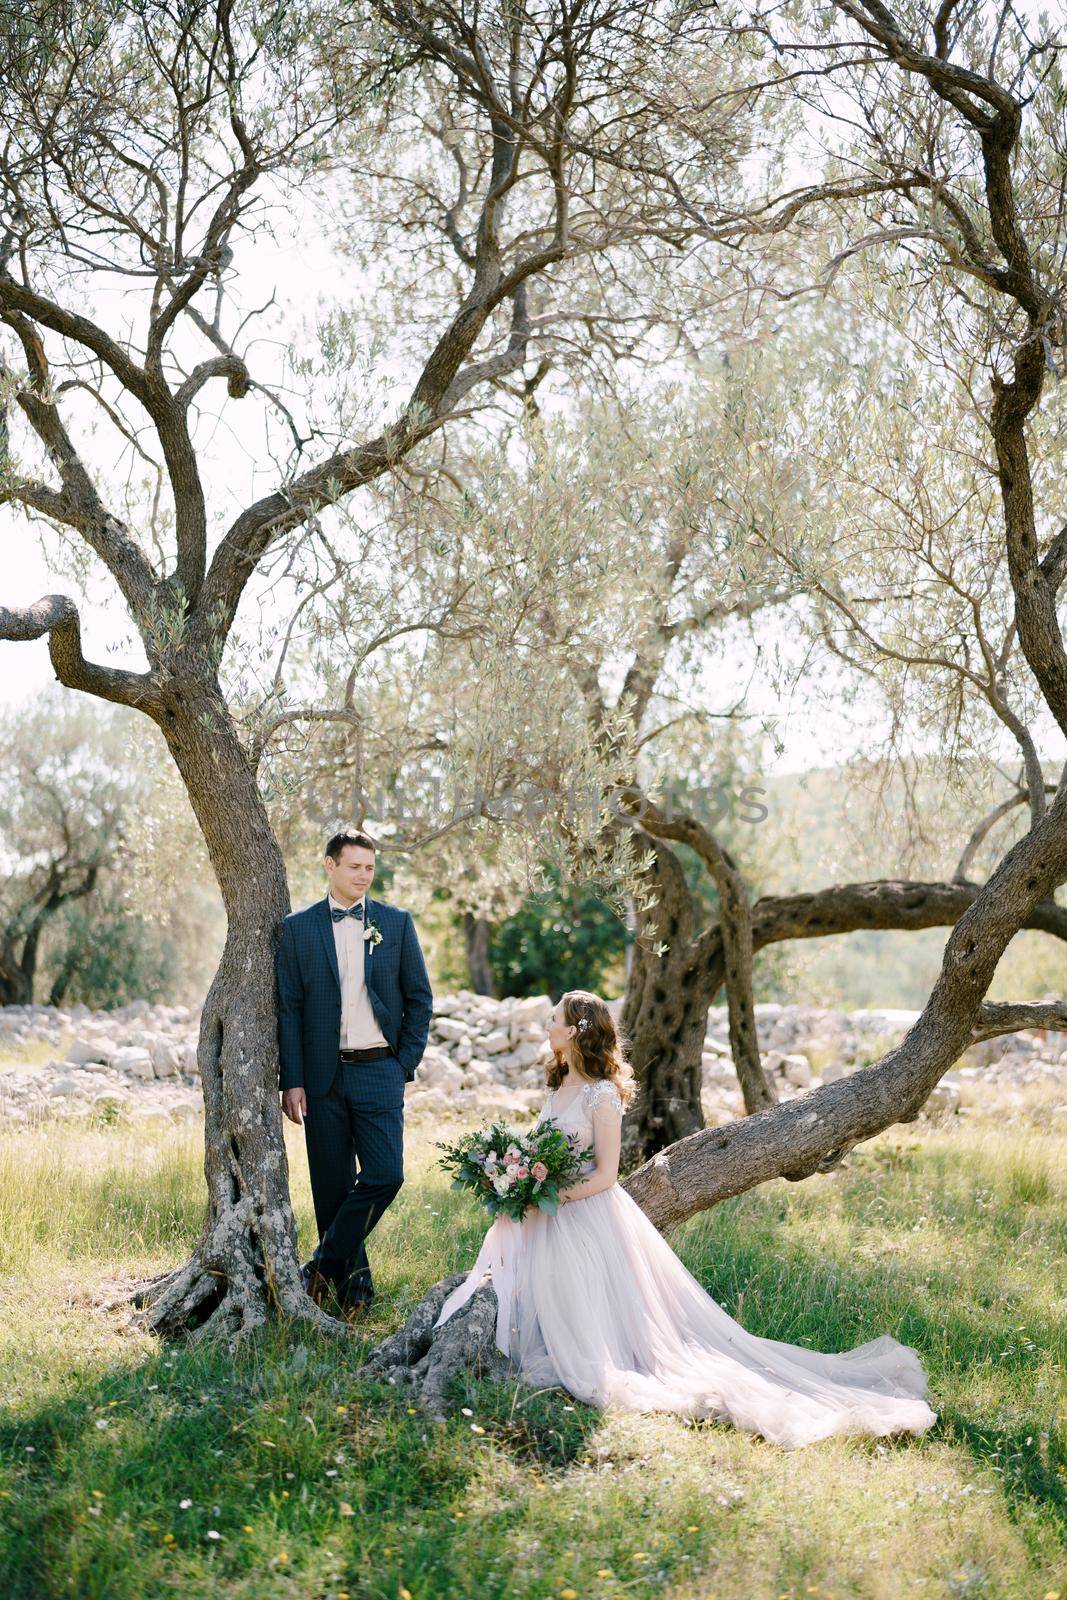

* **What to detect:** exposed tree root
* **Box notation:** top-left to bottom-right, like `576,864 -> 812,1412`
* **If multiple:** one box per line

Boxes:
359,1272 -> 515,1420
95,1207 -> 351,1342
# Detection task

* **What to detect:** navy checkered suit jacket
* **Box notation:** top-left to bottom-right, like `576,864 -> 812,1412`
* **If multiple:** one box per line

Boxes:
276,894 -> 433,1097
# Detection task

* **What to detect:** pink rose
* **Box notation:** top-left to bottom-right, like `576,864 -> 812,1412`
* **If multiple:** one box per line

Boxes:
515,1166 -> 529,1179
531,1162 -> 548,1181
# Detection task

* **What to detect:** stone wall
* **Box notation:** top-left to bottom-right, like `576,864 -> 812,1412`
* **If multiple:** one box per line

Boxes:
1,992 -> 1065,1126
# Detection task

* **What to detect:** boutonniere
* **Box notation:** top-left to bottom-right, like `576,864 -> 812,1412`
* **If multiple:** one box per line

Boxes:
363,920 -> 383,947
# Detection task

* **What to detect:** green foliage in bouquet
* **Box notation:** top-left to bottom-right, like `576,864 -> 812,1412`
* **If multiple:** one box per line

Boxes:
437,1118 -> 595,1221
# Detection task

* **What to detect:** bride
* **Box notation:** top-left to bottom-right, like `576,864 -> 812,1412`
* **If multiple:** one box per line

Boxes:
435,989 -> 938,1451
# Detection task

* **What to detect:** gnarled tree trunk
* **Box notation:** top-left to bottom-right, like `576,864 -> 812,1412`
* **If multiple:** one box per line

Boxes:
620,809 -> 777,1167
118,673 -> 348,1341
620,813 -> 1067,1164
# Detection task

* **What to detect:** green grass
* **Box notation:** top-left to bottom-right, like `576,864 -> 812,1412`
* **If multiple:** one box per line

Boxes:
0,1034 -> 72,1070
0,1098 -> 1064,1600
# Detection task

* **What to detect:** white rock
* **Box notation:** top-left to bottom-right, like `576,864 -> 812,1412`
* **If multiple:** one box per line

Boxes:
433,1017 -> 469,1043
509,994 -> 552,1021
150,1038 -> 183,1078
66,1037 -> 109,1066
405,1087 -> 456,1118
797,1035 -> 839,1065
469,1084 -> 538,1116
112,1047 -> 155,1079
922,1083 -> 961,1116
419,1059 -> 465,1093
46,1076 -> 81,1096
702,1055 -> 735,1086
481,1029 -> 511,1055
508,997 -> 552,1039
781,1055 -> 813,1087
510,1039 -> 544,1068
414,1045 -> 454,1082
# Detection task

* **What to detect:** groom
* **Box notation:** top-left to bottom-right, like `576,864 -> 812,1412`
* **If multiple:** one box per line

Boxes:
275,830 -> 433,1316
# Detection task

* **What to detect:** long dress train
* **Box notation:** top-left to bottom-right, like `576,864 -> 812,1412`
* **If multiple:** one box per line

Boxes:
434,1076 -> 937,1451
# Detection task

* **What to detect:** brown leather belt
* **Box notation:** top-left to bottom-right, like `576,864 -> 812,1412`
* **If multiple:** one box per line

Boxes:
339,1046 -> 392,1062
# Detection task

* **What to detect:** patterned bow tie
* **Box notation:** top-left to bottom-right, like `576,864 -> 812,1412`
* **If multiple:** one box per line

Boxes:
331,903 -> 364,922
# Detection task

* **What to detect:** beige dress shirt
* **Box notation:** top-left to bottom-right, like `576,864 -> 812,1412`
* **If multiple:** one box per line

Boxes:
327,893 -> 389,1050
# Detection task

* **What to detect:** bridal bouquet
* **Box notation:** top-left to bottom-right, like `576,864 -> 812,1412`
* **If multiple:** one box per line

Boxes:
437,1118 -> 594,1222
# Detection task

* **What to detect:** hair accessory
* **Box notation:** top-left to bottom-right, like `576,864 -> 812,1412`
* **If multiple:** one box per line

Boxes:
576,1017 -> 589,1032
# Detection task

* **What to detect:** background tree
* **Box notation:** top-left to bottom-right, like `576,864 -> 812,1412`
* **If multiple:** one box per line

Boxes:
0,0 -> 777,1338
611,0 -> 1067,1211
0,691 -> 226,1006
346,348 -> 1067,1166
488,862 -> 628,1000
0,695 -> 133,1004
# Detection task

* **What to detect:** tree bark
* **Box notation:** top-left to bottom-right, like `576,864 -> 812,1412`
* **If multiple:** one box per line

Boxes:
0,946 -> 32,1007
619,834 -> 728,1163
620,824 -> 1067,1163
626,777 -> 1067,1227
358,1274 -> 510,1420
121,673 -> 348,1341
463,912 -> 496,995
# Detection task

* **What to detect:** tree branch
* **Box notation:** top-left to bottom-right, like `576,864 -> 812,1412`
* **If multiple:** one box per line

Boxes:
0,595 -> 160,711
0,323 -> 159,619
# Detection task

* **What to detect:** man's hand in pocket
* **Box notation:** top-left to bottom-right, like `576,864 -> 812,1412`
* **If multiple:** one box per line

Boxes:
281,1088 -> 307,1125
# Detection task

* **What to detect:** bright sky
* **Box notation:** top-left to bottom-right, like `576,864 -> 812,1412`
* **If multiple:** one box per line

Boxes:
2,6 -> 1063,787
0,168 -> 879,778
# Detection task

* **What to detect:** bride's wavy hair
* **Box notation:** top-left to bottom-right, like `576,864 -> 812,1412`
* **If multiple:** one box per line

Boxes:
547,989 -> 637,1107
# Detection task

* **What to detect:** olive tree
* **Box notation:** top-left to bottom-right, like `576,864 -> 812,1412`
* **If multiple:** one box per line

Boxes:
0,0 -> 782,1338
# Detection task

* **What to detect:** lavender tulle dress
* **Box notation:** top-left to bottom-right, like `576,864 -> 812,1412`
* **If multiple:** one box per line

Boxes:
434,1076 -> 938,1450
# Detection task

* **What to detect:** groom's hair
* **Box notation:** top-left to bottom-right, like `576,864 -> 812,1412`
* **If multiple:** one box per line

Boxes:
324,830 -> 378,861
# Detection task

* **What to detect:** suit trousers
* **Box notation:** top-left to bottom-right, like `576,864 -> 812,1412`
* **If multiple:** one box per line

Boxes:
303,1054 -> 406,1303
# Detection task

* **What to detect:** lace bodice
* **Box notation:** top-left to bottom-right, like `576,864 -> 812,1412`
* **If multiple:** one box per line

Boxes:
535,1077 -> 623,1171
